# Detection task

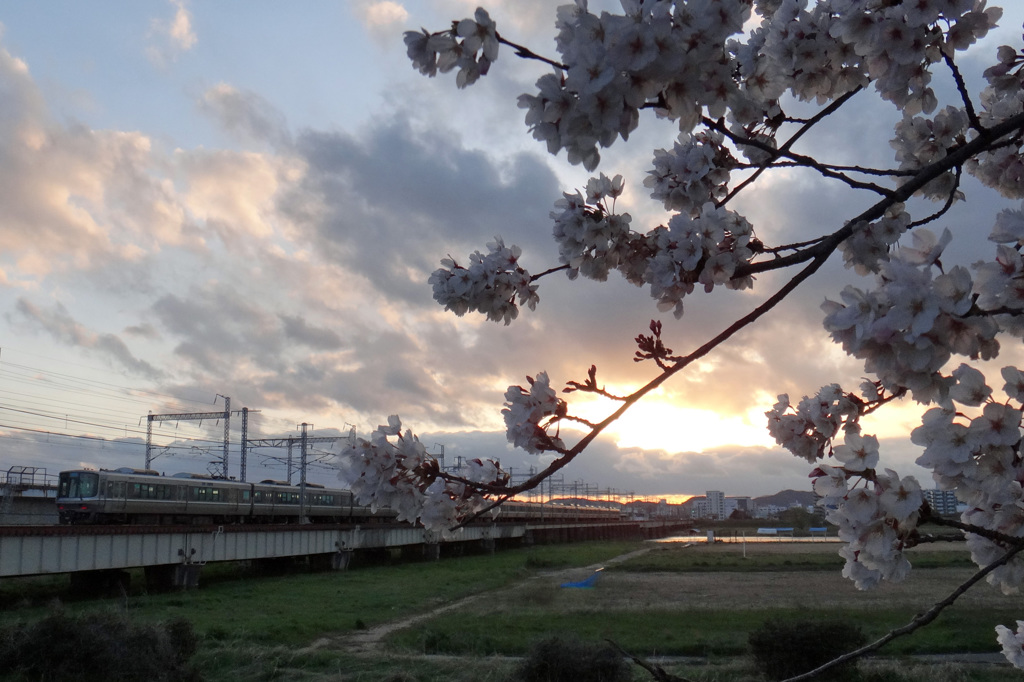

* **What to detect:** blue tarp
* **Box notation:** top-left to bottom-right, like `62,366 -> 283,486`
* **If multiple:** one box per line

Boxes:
561,568 -> 604,588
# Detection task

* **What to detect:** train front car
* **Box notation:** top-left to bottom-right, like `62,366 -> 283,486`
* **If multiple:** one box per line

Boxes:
56,470 -> 102,524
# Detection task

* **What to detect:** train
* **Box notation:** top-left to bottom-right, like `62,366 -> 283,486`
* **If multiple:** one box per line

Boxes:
56,468 -> 626,526
56,468 -> 390,525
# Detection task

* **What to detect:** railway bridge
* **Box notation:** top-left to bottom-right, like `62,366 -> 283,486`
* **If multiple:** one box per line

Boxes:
0,519 -> 686,590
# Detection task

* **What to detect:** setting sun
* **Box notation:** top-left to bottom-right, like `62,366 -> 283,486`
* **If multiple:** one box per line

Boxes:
575,395 -> 777,454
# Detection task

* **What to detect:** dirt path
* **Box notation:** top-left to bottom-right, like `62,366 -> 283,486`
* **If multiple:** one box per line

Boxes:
302,545 -> 657,655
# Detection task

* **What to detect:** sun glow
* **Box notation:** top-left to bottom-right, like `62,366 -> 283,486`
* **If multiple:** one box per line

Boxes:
599,399 -> 776,453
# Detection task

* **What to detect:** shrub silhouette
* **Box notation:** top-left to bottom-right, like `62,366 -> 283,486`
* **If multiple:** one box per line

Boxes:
748,618 -> 867,681
517,634 -> 630,682
0,607 -> 201,681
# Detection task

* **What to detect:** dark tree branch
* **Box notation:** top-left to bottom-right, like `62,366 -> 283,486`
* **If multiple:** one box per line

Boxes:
735,111 -> 1024,279
780,542 -> 1024,682
530,264 -> 572,281
943,51 -> 981,131
906,166 -> 963,230
923,511 -> 1024,548
718,88 -> 864,208
735,161 -> 918,177
497,34 -> 567,71
605,640 -> 695,682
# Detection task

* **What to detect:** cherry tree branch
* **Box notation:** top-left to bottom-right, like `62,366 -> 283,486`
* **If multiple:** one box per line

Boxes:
497,33 -> 567,71
737,111 -> 1024,278
735,161 -> 919,177
705,114 -> 896,198
906,166 -> 963,230
923,511 -> 1024,547
779,542 -> 1024,682
943,50 -> 980,131
718,88 -> 865,207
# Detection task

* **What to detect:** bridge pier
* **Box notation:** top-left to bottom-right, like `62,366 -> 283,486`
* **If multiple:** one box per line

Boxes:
70,569 -> 131,596
144,564 -> 202,591
331,549 -> 354,570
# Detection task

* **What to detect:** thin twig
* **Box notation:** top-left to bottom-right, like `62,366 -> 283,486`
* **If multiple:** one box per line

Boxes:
780,542 -> 1024,682
498,34 -> 567,71
605,639 -> 695,682
944,51 -> 981,131
707,116 -> 895,197
719,88 -> 864,208
736,111 -> 1024,278
906,166 -> 963,230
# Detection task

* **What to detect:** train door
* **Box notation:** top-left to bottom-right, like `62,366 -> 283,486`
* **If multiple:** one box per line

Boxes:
107,479 -> 127,514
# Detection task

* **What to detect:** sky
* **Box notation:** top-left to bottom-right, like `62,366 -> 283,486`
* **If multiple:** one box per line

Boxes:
0,1 -> 1023,500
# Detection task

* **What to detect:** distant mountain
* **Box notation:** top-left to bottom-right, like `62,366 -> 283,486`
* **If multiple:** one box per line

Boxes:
754,489 -> 816,508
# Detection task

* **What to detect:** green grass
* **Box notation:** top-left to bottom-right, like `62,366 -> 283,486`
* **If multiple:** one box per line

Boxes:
0,540 -> 643,647
384,605 -> 1018,658
607,543 -> 977,573
0,539 -> 1016,681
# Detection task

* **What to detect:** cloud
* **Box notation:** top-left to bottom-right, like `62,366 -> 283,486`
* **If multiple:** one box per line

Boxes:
13,299 -> 163,379
199,84 -> 291,148
352,1 -> 409,43
147,0 -> 197,66
282,116 -> 561,304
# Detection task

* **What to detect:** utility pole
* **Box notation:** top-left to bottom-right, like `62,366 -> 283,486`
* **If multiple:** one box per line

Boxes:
217,395 -> 231,479
240,407 -> 249,482
299,422 -> 309,523
144,397 -> 255,477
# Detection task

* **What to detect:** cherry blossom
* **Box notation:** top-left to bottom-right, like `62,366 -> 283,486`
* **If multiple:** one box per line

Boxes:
363,1 -> 1024,669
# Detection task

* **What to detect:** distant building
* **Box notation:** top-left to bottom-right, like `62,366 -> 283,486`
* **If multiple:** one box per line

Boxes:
726,496 -> 754,518
923,488 -> 960,516
706,490 -> 725,520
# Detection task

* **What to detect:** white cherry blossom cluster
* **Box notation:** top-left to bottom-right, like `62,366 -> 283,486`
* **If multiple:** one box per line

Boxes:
766,384 -> 864,464
820,464 -> 923,590
338,415 -> 500,536
502,371 -> 567,454
825,227 -> 998,402
910,371 -> 1024,594
644,131 -> 737,215
550,179 -> 756,316
428,236 -> 538,325
517,1 -> 752,170
551,173 -> 633,281
393,2 -> 1024,667
965,44 -> 1024,196
404,8 -> 498,88
836,204 -> 912,275
997,621 -> 1024,668
645,204 -> 756,318
767,385 -> 924,588
891,106 -> 969,199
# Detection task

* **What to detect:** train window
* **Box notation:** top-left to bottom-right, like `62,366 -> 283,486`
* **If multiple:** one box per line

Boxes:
212,489 -> 220,501
107,482 -> 115,497
58,471 -> 100,498
242,490 -> 250,501
131,483 -> 142,498
115,482 -> 125,497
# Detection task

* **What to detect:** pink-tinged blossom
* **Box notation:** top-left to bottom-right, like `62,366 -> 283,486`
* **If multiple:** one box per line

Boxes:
948,364 -> 993,406
502,372 -> 567,454
404,1 -> 1024,662
876,469 -> 923,523
833,432 -> 880,472
996,621 -> 1024,668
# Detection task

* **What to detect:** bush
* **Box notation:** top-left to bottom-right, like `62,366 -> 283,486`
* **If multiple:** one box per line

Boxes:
748,618 -> 868,681
517,635 -> 630,682
0,606 -> 201,681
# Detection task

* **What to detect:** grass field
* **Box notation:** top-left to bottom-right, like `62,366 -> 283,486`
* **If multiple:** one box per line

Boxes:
0,539 -> 1018,681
